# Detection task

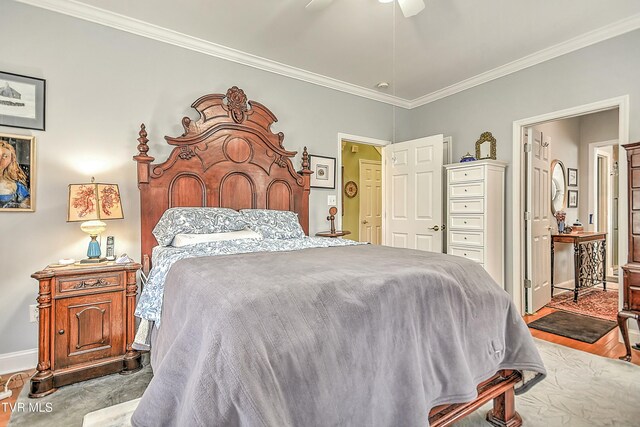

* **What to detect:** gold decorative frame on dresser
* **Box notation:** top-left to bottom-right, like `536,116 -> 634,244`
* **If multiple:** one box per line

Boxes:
132,87 -> 526,426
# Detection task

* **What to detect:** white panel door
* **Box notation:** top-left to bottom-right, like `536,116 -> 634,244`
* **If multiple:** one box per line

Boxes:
383,135 -> 444,252
359,159 -> 382,244
526,128 -> 552,313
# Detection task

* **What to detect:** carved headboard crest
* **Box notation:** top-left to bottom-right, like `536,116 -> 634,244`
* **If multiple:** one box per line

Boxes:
134,87 -> 312,271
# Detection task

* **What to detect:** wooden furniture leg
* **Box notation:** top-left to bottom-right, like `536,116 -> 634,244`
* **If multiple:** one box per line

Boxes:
573,242 -> 580,302
618,310 -> 639,362
122,267 -> 142,374
550,240 -> 555,296
30,276 -> 55,397
486,385 -> 522,427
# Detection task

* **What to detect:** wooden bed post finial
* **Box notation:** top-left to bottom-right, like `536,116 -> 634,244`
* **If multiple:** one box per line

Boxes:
302,146 -> 310,171
133,123 -> 154,185
137,123 -> 150,156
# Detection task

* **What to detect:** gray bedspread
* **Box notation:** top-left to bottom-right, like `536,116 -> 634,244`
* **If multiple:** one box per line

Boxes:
131,244 -> 545,427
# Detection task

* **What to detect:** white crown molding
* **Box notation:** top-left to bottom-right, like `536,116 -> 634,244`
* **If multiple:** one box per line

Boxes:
0,348 -> 37,375
15,0 -> 412,108
408,13 -> 640,108
15,1 -> 640,110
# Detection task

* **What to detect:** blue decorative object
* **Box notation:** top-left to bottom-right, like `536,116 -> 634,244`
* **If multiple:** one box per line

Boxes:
87,237 -> 102,258
460,152 -> 476,162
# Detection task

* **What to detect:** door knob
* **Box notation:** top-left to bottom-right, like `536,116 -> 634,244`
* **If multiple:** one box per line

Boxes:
429,225 -> 440,231
362,220 -> 369,224
58,329 -> 65,335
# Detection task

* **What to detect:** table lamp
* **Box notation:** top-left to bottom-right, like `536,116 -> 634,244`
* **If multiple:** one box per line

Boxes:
67,178 -> 124,263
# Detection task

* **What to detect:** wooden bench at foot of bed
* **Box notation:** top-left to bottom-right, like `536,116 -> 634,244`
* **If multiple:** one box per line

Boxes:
429,370 -> 523,427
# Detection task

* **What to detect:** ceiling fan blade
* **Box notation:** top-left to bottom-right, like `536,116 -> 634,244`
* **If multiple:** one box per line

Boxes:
397,0 -> 425,18
306,0 -> 334,11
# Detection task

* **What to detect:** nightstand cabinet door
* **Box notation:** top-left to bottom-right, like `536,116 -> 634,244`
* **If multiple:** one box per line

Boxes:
54,292 -> 125,369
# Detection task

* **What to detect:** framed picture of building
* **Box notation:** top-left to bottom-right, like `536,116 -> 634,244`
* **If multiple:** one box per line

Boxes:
0,71 -> 46,131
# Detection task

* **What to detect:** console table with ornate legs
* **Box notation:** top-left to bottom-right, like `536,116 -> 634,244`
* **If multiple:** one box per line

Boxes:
550,232 -> 607,303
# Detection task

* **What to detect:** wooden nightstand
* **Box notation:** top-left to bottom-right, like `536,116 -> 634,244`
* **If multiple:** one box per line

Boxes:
30,261 -> 142,397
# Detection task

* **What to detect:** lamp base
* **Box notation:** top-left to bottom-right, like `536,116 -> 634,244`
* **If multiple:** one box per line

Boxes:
80,257 -> 108,264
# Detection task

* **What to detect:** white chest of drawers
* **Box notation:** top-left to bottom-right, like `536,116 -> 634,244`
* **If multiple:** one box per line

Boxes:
444,160 -> 507,288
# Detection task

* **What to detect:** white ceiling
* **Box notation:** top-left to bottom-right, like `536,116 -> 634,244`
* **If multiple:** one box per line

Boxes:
22,0 -> 640,104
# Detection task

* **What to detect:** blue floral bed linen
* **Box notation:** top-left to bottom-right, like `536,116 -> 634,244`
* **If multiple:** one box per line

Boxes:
134,237 -> 363,347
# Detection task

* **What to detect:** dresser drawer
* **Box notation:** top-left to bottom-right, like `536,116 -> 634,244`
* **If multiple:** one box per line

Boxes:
623,268 -> 640,311
449,231 -> 484,247
56,271 -> 124,297
448,166 -> 484,183
449,182 -> 484,198
448,246 -> 484,263
449,199 -> 484,214
449,215 -> 483,230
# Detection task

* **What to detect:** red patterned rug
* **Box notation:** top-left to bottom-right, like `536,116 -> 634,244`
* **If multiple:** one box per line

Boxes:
546,288 -> 618,322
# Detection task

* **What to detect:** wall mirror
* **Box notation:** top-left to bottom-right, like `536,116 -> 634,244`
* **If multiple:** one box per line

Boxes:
550,159 -> 566,214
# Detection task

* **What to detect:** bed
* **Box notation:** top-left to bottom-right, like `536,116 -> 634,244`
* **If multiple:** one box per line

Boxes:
130,87 -> 545,426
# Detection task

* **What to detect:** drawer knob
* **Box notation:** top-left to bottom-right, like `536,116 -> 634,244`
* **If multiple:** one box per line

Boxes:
464,189 -> 467,192
58,329 -> 65,335
464,205 -> 467,208
464,221 -> 467,224
464,237 -> 467,240
464,173 -> 468,176
464,253 -> 467,256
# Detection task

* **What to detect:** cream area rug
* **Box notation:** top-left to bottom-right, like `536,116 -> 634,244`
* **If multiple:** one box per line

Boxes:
79,338 -> 640,427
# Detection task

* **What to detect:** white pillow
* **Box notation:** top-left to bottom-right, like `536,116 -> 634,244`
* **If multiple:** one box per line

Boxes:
171,228 -> 262,247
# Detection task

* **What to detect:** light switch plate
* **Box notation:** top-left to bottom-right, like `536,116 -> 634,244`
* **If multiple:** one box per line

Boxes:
327,195 -> 337,206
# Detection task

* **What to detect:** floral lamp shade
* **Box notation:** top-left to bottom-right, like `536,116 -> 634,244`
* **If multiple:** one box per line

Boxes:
67,179 -> 123,262
68,182 -> 124,222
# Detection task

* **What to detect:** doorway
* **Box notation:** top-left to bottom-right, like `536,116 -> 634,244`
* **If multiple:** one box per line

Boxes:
340,140 -> 383,243
512,96 -> 629,319
523,109 -> 620,316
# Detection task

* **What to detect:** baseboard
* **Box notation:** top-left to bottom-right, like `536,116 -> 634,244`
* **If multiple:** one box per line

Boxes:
0,348 -> 37,375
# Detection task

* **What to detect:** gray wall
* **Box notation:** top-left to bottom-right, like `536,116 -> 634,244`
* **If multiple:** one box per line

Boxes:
0,1 -> 393,355
397,29 -> 640,298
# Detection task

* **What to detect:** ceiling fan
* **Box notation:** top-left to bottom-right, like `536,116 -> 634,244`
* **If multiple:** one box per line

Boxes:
306,0 -> 426,18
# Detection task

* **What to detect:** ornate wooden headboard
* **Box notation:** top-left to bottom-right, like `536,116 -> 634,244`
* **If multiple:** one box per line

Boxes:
133,86 -> 312,271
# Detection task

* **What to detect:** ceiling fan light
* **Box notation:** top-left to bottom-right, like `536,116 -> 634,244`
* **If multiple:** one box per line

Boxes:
379,0 -> 394,3
398,0 -> 425,17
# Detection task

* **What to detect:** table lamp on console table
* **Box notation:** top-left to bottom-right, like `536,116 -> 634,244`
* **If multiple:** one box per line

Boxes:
67,177 -> 124,263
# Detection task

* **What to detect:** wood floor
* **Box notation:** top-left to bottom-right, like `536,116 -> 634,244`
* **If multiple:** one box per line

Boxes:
524,306 -> 640,366
0,370 -> 34,427
0,310 -> 638,427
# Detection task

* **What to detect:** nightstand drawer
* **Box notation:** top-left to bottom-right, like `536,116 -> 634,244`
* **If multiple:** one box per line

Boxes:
56,271 -> 124,296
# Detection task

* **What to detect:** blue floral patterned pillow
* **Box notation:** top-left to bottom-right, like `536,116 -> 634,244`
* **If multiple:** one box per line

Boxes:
240,209 -> 305,239
153,207 -> 248,246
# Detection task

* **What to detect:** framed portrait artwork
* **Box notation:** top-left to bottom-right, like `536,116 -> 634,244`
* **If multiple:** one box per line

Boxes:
0,71 -> 46,131
567,168 -> 578,187
567,190 -> 578,208
0,133 -> 36,212
309,154 -> 336,189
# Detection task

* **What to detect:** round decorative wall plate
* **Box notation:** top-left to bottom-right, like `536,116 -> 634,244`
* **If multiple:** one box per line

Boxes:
344,181 -> 358,198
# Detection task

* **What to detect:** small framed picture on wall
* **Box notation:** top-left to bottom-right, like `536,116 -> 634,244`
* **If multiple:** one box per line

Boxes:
0,133 -> 36,212
0,71 -> 46,131
568,190 -> 578,208
309,154 -> 336,189
567,168 -> 578,187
